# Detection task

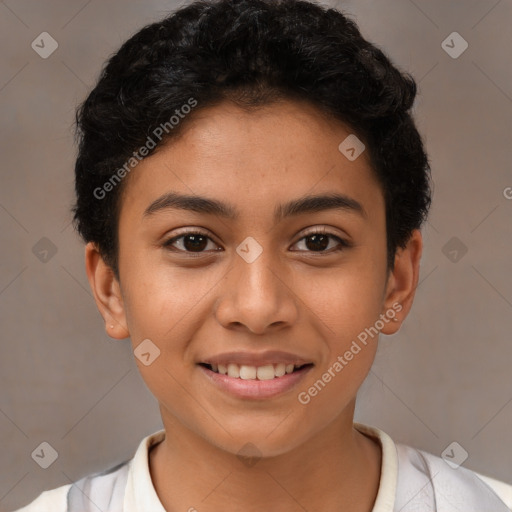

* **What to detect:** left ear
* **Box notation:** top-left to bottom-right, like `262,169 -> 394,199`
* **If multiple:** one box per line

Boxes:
84,242 -> 130,340
379,229 -> 423,335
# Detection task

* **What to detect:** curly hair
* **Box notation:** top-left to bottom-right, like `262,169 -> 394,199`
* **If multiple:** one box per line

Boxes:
72,0 -> 432,280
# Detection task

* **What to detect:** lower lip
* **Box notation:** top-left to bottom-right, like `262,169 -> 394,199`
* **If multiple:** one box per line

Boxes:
197,364 -> 313,400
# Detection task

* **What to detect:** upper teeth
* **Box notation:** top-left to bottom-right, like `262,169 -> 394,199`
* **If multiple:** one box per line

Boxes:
211,363 -> 299,380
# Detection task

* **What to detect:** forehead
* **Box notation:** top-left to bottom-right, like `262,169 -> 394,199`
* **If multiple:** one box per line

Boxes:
119,99 -> 383,225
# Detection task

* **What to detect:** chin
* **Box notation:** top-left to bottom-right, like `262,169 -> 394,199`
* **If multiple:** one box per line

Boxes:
206,426 -> 309,460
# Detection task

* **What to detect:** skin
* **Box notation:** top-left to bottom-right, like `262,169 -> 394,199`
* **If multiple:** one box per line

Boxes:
85,98 -> 423,512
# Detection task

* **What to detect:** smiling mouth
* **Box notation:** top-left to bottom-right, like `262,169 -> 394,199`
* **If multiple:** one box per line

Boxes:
198,362 -> 313,380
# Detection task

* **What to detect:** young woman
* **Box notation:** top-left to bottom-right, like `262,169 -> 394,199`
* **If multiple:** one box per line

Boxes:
14,0 -> 512,510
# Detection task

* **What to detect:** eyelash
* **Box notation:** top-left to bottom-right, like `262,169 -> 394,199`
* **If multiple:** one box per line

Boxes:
162,227 -> 350,256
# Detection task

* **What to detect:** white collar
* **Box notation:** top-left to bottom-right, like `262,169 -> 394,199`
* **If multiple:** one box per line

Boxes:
122,423 -> 511,511
354,422 -> 398,511
123,422 -> 397,512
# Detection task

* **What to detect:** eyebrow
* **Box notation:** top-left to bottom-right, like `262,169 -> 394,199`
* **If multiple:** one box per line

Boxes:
143,191 -> 367,222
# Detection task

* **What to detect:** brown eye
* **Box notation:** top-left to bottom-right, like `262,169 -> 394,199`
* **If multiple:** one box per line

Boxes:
304,233 -> 330,251
163,231 -> 220,253
291,230 -> 350,253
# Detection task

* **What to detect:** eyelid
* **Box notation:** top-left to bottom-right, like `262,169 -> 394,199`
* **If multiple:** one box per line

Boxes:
299,225 -> 347,239
166,226 -> 214,240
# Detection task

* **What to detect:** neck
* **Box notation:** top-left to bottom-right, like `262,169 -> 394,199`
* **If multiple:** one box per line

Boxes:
149,408 -> 382,512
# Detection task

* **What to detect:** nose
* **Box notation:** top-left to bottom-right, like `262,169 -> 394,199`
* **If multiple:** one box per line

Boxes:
214,246 -> 299,334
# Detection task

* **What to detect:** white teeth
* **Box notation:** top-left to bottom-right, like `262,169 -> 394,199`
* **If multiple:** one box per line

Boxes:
227,363 -> 240,378
275,363 -> 286,377
207,362 -> 307,379
239,365 -> 257,379
256,365 -> 275,380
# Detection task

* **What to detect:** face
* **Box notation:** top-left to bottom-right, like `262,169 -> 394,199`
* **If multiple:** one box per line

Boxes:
87,98 -> 421,458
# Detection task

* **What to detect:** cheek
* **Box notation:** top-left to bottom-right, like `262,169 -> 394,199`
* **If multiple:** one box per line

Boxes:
304,258 -> 386,339
297,254 -> 386,394
122,263 -> 222,350
120,266 -> 203,412
294,265 -> 383,417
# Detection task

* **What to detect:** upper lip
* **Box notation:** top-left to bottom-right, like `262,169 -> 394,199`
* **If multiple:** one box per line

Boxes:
199,350 -> 313,367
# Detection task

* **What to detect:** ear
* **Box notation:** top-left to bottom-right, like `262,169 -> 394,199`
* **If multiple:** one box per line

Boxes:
379,229 -> 423,335
84,242 -> 130,339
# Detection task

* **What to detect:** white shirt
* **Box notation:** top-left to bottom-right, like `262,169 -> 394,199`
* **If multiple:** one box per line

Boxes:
12,423 -> 512,512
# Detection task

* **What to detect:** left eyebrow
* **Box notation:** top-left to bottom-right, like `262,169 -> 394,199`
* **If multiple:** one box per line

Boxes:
142,191 -> 367,221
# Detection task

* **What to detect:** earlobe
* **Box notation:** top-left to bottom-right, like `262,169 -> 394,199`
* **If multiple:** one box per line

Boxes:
84,242 -> 130,339
379,229 -> 423,336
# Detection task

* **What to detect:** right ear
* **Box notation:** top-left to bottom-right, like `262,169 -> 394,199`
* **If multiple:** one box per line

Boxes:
84,242 -> 130,339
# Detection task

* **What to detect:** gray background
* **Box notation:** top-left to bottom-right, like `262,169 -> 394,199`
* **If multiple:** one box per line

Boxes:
1,0 -> 511,510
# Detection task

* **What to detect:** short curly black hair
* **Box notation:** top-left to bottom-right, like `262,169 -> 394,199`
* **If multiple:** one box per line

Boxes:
72,0 -> 432,280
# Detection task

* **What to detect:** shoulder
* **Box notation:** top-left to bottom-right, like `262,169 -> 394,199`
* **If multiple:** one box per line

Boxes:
354,423 -> 512,512
10,483 -> 72,512
10,430 -> 166,512
476,472 -> 512,509
395,442 -> 512,511
10,459 -> 131,512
